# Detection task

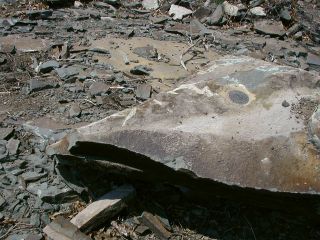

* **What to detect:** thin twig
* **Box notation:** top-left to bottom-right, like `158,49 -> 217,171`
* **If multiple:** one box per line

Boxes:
244,216 -> 257,240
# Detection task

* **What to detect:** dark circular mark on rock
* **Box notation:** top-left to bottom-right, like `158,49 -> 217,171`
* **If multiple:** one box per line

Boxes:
282,100 -> 290,107
228,90 -> 249,105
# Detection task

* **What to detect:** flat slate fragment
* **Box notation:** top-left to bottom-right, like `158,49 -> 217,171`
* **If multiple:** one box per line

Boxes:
71,185 -> 135,232
141,212 -> 171,240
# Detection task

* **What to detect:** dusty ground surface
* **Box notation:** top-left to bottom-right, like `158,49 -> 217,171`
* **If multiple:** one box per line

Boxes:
0,0 -> 320,239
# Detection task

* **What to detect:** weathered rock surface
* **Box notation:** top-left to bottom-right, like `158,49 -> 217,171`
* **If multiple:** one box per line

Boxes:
50,56 -> 320,208
254,20 -> 285,37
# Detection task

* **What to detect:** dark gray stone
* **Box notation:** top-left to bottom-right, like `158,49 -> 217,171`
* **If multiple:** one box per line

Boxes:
250,0 -> 265,7
254,20 -> 285,37
133,45 -> 158,60
102,0 -> 119,6
26,10 -> 53,20
307,53 -> 320,67
89,82 -> 109,96
27,182 -> 77,203
282,100 -> 290,107
29,78 -> 58,93
55,67 -> 81,81
130,65 -> 152,75
39,60 -> 60,74
228,90 -> 249,104
193,7 -> 211,20
21,171 -> 47,182
280,8 -> 291,22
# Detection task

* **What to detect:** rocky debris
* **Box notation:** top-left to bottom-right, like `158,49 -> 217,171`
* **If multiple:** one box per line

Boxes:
26,10 -> 53,20
206,4 -> 224,26
142,0 -> 159,10
141,211 -> 172,240
0,0 -> 319,239
6,138 -> 20,155
0,44 -> 16,54
38,60 -> 60,74
250,6 -> 266,16
25,234 -> 43,240
55,66 -> 80,81
27,181 -> 77,203
130,65 -> 152,75
71,185 -> 135,232
21,171 -> 48,182
51,56 -> 320,198
89,82 -> 109,96
307,53 -> 320,68
280,7 -> 291,22
135,84 -> 152,100
0,140 -> 8,161
282,100 -> 290,107
29,78 -> 58,93
169,4 -> 193,20
254,20 -> 286,37
69,103 -> 81,118
222,1 -> 239,17
0,127 -> 14,140
43,216 -> 92,240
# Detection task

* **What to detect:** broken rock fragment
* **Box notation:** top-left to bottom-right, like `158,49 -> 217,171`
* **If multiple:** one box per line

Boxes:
29,78 -> 58,93
169,4 -> 193,20
142,0 -> 159,10
50,56 -> 320,206
39,60 -> 60,73
0,140 -> 8,161
71,185 -> 135,232
206,4 -> 224,26
135,84 -> 152,100
6,138 -> 20,155
26,10 -> 53,20
130,65 -> 152,75
69,103 -> 81,118
254,20 -> 285,37
43,216 -> 92,240
141,212 -> 172,240
222,1 -> 239,17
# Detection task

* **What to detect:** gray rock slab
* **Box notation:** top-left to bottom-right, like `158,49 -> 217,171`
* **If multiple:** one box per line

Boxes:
39,60 -> 60,74
254,20 -> 285,37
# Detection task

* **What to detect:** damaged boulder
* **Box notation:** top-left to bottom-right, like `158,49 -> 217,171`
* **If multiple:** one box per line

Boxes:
49,56 -> 320,213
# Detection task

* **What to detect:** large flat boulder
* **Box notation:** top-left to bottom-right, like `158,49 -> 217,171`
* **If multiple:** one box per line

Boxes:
49,55 -> 320,212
